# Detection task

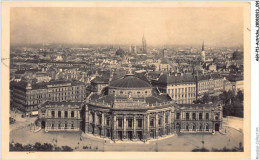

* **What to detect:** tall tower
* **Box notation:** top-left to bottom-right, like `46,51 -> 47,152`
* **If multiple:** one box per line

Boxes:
201,41 -> 205,62
142,33 -> 147,53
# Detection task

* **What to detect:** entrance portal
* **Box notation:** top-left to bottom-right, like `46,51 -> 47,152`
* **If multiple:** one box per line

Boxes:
137,131 -> 142,140
150,129 -> 155,138
118,131 -> 123,140
215,123 -> 220,131
176,123 -> 181,133
41,121 -> 45,129
127,131 -> 133,140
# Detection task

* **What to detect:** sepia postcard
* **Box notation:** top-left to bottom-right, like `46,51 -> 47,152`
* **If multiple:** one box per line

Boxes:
1,1 -> 253,159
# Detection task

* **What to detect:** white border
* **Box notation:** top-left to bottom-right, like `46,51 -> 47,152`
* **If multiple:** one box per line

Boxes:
251,1 -> 260,159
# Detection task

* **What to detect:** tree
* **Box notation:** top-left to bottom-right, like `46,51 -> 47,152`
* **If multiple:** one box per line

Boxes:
62,146 -> 73,151
202,93 -> 210,104
211,96 -> 219,103
227,90 -> 234,104
237,90 -> 244,102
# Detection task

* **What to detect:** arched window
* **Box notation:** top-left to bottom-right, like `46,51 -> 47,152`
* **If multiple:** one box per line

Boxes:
65,121 -> 67,129
65,111 -> 68,118
200,123 -> 203,131
51,111 -> 55,118
58,111 -> 61,118
176,113 -> 180,120
51,122 -> 54,129
71,121 -> 74,129
199,113 -> 202,120
206,113 -> 209,120
206,123 -> 209,131
193,123 -> 196,130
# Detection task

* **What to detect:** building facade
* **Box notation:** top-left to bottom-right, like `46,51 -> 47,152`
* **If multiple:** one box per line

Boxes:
11,80 -> 86,115
154,73 -> 196,104
84,73 -> 223,142
175,104 -> 223,133
195,73 -> 224,99
38,101 -> 84,132
85,73 -> 176,141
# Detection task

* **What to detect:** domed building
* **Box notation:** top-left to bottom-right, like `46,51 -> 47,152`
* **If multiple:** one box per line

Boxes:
115,48 -> 126,57
84,72 -> 223,142
85,73 -> 176,141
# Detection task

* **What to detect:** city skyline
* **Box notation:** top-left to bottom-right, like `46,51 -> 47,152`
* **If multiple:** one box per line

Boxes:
11,7 -> 243,47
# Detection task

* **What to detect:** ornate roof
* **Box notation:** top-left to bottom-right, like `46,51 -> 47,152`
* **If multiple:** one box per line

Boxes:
109,74 -> 152,88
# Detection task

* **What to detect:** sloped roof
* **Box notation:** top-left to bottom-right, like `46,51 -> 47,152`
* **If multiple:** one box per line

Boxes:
109,74 -> 152,88
157,73 -> 195,85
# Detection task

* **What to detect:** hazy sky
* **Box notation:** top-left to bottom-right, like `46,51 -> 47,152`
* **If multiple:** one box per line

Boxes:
11,7 -> 244,47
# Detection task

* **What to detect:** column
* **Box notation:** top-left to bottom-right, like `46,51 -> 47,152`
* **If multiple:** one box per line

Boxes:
85,108 -> 89,133
112,114 -> 117,140
101,113 -> 105,137
162,112 -> 165,135
68,110 -> 71,118
45,121 -> 48,132
55,110 -> 58,118
48,110 -> 51,118
155,113 -> 158,138
146,114 -> 150,140
94,112 -> 97,135
78,111 -> 80,119
169,111 -> 172,134
61,111 -> 64,118
133,115 -> 137,140
143,114 -> 146,140
123,115 -> 127,140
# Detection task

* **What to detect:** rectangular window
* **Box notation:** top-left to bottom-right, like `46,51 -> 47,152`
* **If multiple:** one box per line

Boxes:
192,113 -> 196,120
128,119 -> 132,128
99,116 -> 102,125
106,118 -> 110,126
186,113 -> 189,120
118,119 -> 123,128
58,111 -> 61,118
206,113 -> 209,120
137,119 -> 142,128
176,113 -> 180,120
51,111 -> 55,118
165,115 -> 168,123
150,119 -> 154,127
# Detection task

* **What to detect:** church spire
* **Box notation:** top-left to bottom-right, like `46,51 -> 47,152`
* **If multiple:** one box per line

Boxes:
202,41 -> 204,51
142,32 -> 147,53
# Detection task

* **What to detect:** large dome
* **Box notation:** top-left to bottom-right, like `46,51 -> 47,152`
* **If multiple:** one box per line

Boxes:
115,48 -> 125,57
109,75 -> 152,88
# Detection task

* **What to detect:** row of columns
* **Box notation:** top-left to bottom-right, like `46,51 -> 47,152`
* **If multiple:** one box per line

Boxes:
85,109 -> 174,141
